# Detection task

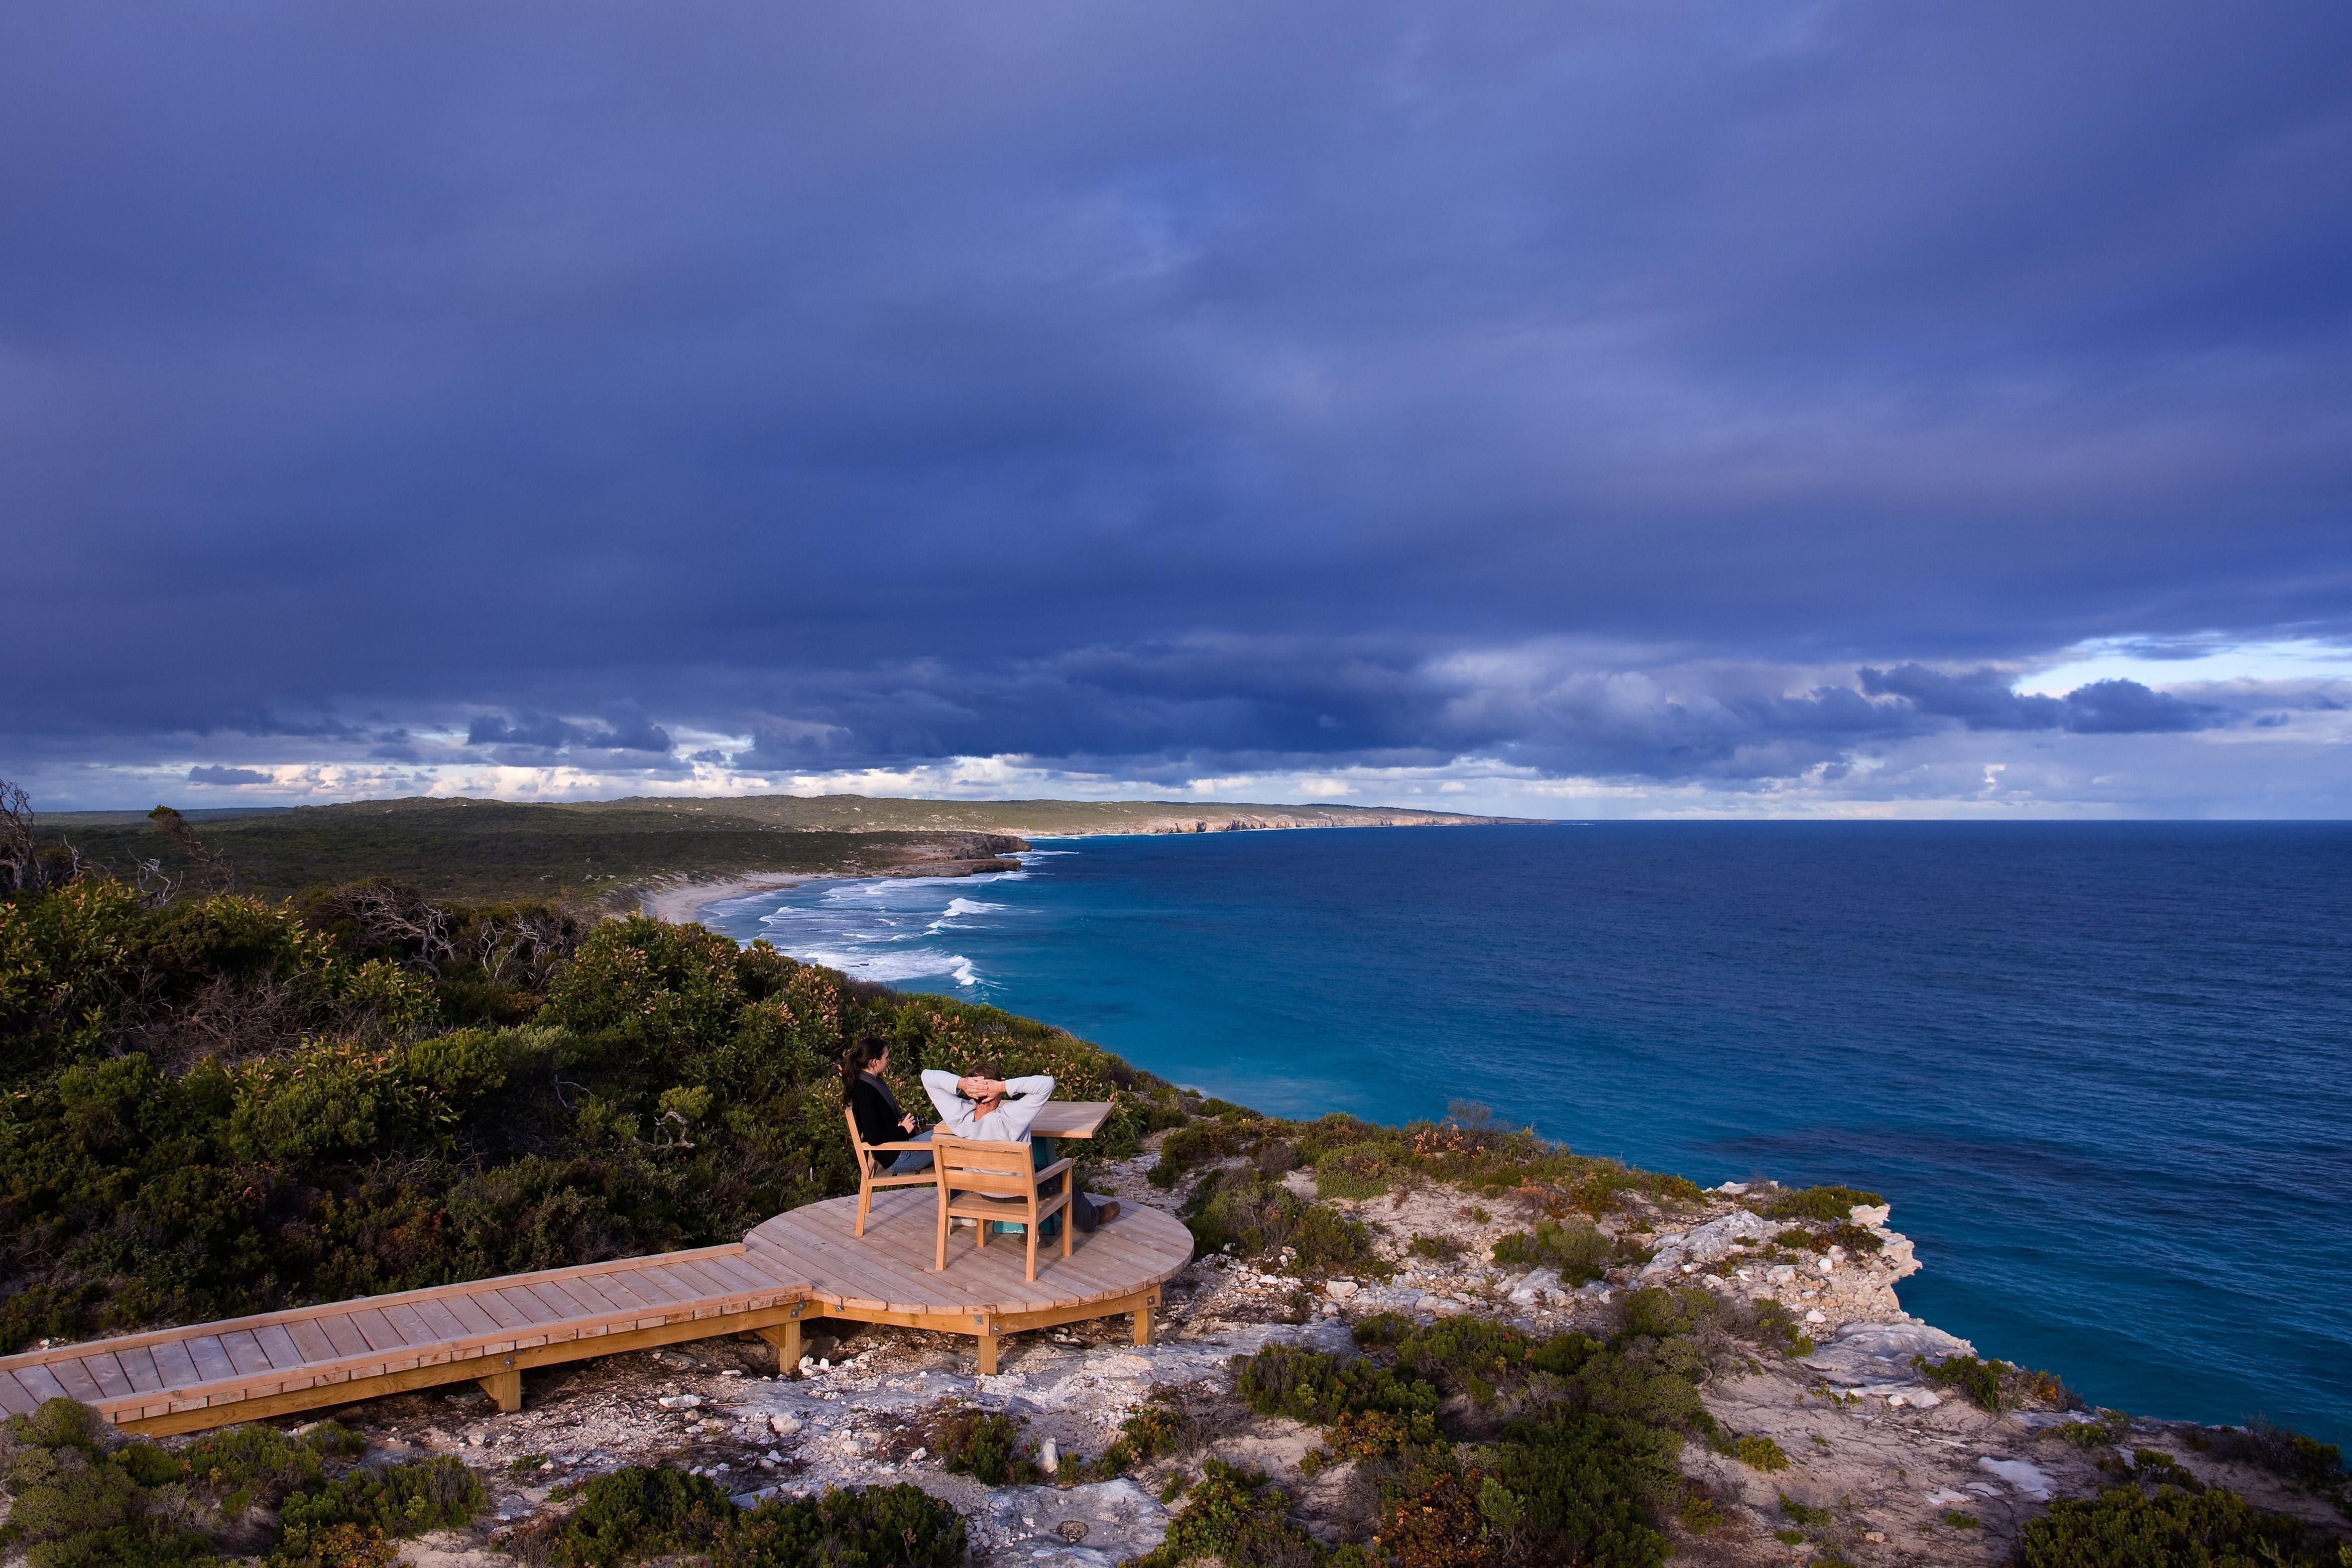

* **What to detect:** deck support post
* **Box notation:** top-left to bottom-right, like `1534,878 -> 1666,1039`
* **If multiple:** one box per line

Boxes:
975,1326 -> 999,1376
755,1318 -> 803,1371
1133,1298 -> 1153,1348
477,1363 -> 522,1414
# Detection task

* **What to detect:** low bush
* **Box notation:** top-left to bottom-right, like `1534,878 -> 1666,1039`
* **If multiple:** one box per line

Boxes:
1489,1221 -> 1611,1283
1761,1185 -> 1883,1223
1914,1352 -> 2008,1412
2017,1483 -> 2334,1568
2050,1410 -> 2134,1449
929,1408 -> 1038,1486
1778,1493 -> 1832,1526
272,1456 -> 482,1561
2205,1418 -> 2348,1493
1734,1436 -> 1789,1472
0,1399 -> 471,1568
527,1465 -> 964,1568
1183,1169 -> 1388,1276
1129,1459 -> 1343,1568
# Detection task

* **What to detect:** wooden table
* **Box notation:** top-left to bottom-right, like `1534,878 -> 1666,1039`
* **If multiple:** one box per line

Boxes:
1028,1100 -> 1113,1140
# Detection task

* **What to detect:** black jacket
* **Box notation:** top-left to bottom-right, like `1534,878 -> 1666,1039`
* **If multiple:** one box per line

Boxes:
848,1072 -> 913,1150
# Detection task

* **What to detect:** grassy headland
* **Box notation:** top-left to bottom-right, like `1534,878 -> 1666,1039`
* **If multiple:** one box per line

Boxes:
28,792 -> 1527,909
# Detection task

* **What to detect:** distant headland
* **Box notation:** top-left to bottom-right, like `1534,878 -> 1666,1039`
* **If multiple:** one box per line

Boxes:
31,792 -> 1533,910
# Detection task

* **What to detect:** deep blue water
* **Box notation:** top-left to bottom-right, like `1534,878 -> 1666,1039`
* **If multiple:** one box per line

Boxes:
701,823 -> 2352,1444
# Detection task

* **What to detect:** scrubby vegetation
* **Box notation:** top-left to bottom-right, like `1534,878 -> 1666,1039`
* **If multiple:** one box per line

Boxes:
0,864 -> 1179,1350
1209,1287 -> 1763,1567
0,1396 -> 477,1567
513,1463 -> 963,1567
2018,1482 -> 2338,1567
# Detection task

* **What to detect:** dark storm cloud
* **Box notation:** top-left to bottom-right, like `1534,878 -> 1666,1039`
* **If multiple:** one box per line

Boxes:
1859,666 -> 2224,734
465,713 -> 673,754
2,0 -> 2348,795
186,766 -> 270,786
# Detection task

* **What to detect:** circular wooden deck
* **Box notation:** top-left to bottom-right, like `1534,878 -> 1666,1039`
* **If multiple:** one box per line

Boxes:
745,1190 -> 1193,1321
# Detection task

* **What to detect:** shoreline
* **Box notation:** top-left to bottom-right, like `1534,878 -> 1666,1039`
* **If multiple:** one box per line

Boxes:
635,872 -> 825,925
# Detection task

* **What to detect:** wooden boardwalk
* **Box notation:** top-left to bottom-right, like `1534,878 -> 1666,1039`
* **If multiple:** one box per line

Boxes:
0,1197 -> 1192,1432
748,1191 -> 1194,1374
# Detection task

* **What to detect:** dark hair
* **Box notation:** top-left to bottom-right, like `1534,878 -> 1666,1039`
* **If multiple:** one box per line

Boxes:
839,1037 -> 889,1099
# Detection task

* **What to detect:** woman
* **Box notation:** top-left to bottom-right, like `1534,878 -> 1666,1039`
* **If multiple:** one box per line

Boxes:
841,1039 -> 934,1174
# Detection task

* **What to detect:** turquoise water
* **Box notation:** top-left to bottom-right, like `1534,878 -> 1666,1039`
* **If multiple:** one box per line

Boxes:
700,823 -> 2352,1444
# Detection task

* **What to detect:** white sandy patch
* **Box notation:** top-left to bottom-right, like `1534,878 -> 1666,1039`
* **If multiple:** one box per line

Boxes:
636,874 -> 819,925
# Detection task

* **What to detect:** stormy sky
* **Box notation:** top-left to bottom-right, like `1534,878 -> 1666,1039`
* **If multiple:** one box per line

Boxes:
5,0 -> 2349,815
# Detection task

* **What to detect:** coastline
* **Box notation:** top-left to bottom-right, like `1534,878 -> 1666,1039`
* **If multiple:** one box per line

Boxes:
635,871 -> 822,925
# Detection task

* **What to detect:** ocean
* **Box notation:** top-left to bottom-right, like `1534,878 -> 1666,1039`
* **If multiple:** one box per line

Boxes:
698,822 -> 2352,1445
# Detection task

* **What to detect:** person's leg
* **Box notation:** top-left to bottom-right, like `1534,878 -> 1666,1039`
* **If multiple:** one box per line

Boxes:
889,1130 -> 933,1174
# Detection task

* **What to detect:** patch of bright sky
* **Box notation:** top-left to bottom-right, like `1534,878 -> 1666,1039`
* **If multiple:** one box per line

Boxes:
2018,637 -> 2352,696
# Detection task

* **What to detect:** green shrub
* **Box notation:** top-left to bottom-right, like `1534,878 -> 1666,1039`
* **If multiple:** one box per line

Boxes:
1235,1343 -> 1439,1436
1746,1299 -> 1814,1358
1129,1460 -> 1327,1568
2018,1484 -> 2332,1567
1943,1510 -> 1979,1528
536,1466 -> 737,1567
930,1408 -> 1038,1486
2050,1410 -> 2131,1448
272,1456 -> 482,1559
1735,1436 -> 1789,1472
1913,1353 -> 2009,1412
1763,1185 -> 1883,1222
1778,1493 -> 1832,1526
1410,1232 -> 1464,1262
1183,1170 -> 1387,1275
0,1402 -> 233,1568
715,1484 -> 966,1568
181,1423 -> 326,1513
2206,1418 -> 2348,1492
1490,1221 -> 1611,1283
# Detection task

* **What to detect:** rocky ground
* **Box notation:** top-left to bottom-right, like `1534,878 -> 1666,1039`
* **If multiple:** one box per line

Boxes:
318,1142 -> 2336,1567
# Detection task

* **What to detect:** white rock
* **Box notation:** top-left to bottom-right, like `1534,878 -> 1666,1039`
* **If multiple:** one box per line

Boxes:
768,1414 -> 802,1436
1925,1488 -> 1970,1506
1767,1265 -> 1798,1285
1849,1204 -> 1890,1226
1713,1182 -> 1750,1195
658,1394 -> 705,1411
1324,1280 -> 1360,1300
1978,1457 -> 2055,1500
1639,1209 -> 1778,1279
1041,1440 -> 1059,1474
1804,1309 -> 1828,1324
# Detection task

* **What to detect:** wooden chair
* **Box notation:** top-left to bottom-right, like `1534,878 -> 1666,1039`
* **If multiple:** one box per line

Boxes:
844,1107 -> 936,1238
931,1133 -> 1074,1283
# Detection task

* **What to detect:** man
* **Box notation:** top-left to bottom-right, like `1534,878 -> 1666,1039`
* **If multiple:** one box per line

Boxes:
920,1065 -> 1055,1142
920,1063 -> 1119,1229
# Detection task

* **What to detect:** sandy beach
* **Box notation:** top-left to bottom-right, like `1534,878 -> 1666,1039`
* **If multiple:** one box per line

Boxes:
635,872 -> 821,925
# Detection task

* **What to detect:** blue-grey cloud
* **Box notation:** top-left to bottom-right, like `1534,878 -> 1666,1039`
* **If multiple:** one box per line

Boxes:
1860,667 -> 2223,734
466,713 -> 673,755
0,0 -> 2346,803
187,766 -> 270,786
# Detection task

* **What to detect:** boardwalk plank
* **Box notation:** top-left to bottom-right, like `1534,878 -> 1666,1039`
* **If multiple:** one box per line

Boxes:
221,1331 -> 274,1379
119,1346 -> 165,1394
317,1316 -> 373,1360
348,1310 -> 409,1356
381,1305 -> 437,1349
47,1357 -> 107,1403
16,1363 -> 72,1403
0,1373 -> 43,1415
185,1338 -> 238,1384
442,1295 -> 503,1337
254,1326 -> 306,1372
152,1340 -> 200,1389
